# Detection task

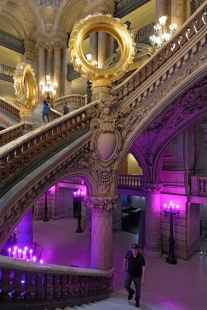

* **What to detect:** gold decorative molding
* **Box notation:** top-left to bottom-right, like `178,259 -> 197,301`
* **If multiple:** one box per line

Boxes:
69,13 -> 136,83
13,62 -> 37,109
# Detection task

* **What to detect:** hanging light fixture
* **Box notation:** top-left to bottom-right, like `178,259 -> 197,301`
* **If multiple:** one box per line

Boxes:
150,15 -> 177,50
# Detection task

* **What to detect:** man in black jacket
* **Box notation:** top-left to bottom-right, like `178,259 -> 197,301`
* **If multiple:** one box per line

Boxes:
123,244 -> 146,308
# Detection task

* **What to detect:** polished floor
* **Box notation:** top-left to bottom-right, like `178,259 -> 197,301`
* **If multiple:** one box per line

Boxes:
33,218 -> 207,310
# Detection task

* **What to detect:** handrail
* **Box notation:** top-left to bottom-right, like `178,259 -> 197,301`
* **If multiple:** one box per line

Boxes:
0,97 -> 20,120
0,255 -> 113,307
0,101 -> 98,191
111,2 -> 207,100
0,122 -> 27,146
200,230 -> 207,256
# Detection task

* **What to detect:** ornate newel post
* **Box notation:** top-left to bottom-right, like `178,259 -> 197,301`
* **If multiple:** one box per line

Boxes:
144,183 -> 162,258
87,196 -> 117,270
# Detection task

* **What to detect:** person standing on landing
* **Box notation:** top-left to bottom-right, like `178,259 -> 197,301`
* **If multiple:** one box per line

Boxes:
123,244 -> 146,308
42,100 -> 50,122
63,102 -> 69,115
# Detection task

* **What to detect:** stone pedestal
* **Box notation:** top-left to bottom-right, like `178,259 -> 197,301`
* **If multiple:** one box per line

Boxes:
20,107 -> 33,133
144,184 -> 162,258
88,196 -> 117,270
92,78 -> 112,101
16,208 -> 33,248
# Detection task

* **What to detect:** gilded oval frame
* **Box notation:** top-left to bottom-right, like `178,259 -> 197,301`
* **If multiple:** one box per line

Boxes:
69,14 -> 136,82
13,63 -> 37,108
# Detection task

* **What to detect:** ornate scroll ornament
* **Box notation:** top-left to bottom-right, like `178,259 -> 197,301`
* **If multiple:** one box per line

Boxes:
88,95 -> 132,195
87,196 -> 118,213
143,183 -> 163,193
13,63 -> 37,109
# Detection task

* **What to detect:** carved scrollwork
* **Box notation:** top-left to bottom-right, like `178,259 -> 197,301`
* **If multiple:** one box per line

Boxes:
87,196 -> 118,213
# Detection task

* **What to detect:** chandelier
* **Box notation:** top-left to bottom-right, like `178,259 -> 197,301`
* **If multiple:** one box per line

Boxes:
150,15 -> 177,49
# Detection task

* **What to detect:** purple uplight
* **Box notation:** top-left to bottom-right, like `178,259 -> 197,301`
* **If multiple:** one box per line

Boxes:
164,200 -> 180,213
73,189 -> 85,197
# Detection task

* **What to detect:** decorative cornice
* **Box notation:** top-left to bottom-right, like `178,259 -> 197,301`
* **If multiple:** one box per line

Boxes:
142,183 -> 163,193
87,196 -> 118,213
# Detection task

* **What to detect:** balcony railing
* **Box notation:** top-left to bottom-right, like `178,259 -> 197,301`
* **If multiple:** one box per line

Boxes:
0,255 -> 113,308
118,174 -> 143,188
0,28 -> 25,54
114,0 -> 150,18
191,176 -> 207,196
0,63 -> 16,83
54,94 -> 87,112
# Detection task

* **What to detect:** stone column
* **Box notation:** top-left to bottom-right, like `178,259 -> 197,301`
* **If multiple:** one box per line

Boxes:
16,208 -> 33,248
144,183 -> 162,258
98,32 -> 109,68
37,44 -> 46,89
54,43 -> 62,99
156,0 -> 171,33
87,196 -> 117,270
46,45 -> 53,77
90,32 -> 98,65
171,0 -> 185,30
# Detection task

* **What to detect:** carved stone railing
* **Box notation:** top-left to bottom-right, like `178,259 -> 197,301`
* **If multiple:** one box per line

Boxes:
114,0 -> 150,18
118,174 -> 143,188
0,97 -> 20,120
0,102 -> 95,191
0,63 -> 15,83
54,94 -> 87,112
191,0 -> 206,14
0,255 -> 113,309
0,123 -> 27,146
112,3 -> 207,101
191,176 -> 207,196
0,28 -> 25,54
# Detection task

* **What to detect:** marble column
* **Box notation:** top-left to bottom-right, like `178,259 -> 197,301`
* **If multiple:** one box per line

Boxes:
87,196 -> 117,270
46,45 -> 53,77
16,208 -> 33,248
54,43 -> 62,99
37,44 -> 46,103
90,32 -> 98,66
144,183 -> 162,258
98,32 -> 109,68
156,0 -> 171,33
171,0 -> 185,30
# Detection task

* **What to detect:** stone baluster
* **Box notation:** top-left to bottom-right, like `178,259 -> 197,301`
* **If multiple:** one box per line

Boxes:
144,183 -> 162,258
87,196 -> 117,270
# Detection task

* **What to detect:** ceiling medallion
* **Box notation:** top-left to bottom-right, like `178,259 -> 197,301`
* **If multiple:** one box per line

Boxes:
7,1 -> 19,10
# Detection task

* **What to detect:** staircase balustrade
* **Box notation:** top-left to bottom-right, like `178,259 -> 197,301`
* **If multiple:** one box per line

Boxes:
112,3 -> 207,102
0,123 -> 28,146
0,104 -> 94,188
0,255 -> 113,308
0,97 -> 20,120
